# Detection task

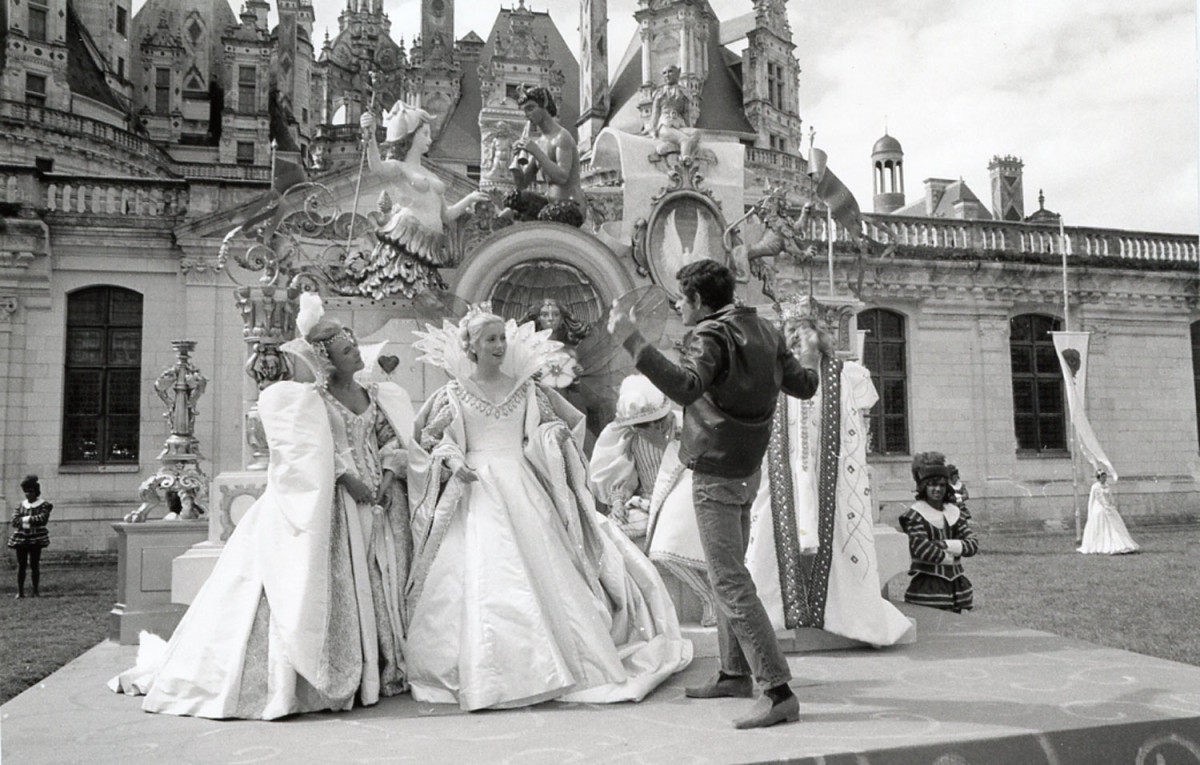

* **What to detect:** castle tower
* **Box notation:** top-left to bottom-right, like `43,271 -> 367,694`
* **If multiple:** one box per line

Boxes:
274,0 -> 316,158
742,0 -> 802,153
577,0 -> 609,155
414,0 -> 462,139
1,0 -> 72,110
634,0 -> 713,131
872,133 -> 905,213
216,5 -> 272,166
989,154 -> 1025,221
312,0 -> 408,171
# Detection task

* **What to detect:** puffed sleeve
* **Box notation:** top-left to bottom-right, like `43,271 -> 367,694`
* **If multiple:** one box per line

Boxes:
417,387 -> 456,452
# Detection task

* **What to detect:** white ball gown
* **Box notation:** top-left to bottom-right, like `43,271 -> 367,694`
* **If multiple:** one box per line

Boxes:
405,319 -> 691,711
1079,480 -> 1139,555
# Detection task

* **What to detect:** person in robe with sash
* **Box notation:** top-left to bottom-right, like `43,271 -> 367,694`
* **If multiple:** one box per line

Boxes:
744,312 -> 914,646
110,293 -> 414,719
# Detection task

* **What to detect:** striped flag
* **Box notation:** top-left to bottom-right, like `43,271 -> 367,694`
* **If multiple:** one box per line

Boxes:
1051,331 -> 1118,480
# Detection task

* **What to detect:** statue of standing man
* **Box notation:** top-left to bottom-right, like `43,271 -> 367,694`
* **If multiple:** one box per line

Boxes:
498,86 -> 587,227
648,65 -> 700,161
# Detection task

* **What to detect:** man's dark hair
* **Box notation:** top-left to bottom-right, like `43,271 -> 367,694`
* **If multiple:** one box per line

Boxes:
518,86 -> 557,117
676,259 -> 735,310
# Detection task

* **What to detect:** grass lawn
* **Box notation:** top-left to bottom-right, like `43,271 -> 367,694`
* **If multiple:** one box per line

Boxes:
968,524 -> 1200,667
0,527 -> 1198,705
0,555 -> 117,704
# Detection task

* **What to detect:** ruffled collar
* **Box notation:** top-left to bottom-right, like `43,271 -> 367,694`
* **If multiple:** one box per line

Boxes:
912,500 -> 960,528
413,317 -> 565,389
21,498 -> 46,510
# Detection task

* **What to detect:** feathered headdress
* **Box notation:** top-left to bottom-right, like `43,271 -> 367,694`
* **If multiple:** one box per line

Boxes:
413,302 -> 566,386
279,291 -> 329,386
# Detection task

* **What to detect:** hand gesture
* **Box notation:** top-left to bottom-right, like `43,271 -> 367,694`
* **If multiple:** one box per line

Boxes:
465,190 -> 489,208
360,112 -> 376,134
339,474 -> 375,505
450,460 -> 479,484
375,470 -> 397,506
607,298 -> 637,345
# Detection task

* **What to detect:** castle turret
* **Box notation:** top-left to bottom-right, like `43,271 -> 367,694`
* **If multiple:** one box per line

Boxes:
742,0 -> 802,153
577,0 -> 609,154
872,133 -> 905,213
989,154 -> 1025,221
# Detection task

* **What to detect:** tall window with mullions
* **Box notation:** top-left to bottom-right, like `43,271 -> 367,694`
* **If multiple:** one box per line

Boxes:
62,287 -> 143,465
858,308 -> 909,455
1010,313 -> 1066,453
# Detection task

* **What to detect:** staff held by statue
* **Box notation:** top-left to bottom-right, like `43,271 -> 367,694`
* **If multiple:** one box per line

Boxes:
347,70 -> 379,256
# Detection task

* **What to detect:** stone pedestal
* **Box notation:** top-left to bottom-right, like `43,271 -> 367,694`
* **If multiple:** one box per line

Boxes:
873,523 -> 912,594
171,470 -> 268,605
109,521 -> 208,644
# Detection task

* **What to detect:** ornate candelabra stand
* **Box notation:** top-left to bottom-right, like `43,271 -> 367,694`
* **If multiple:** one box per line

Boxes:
125,340 -> 210,522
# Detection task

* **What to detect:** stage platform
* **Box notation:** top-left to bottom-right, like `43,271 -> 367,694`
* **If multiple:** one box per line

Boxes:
3,603 -> 1199,765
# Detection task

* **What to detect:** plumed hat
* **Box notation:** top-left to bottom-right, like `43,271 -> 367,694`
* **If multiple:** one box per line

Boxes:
912,451 -> 951,485
613,375 -> 672,428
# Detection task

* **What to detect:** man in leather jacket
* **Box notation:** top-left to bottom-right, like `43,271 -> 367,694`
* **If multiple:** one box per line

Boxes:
611,259 -> 819,729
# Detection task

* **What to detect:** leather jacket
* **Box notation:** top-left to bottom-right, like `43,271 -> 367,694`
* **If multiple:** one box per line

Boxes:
625,304 -> 818,478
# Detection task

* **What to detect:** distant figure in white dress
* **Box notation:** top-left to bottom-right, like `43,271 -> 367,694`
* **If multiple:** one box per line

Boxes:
1079,470 -> 1139,555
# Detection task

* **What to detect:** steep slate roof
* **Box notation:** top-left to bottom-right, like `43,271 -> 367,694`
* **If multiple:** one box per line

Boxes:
895,179 -> 993,220
429,6 -> 580,163
66,4 -> 122,110
427,46 -> 484,162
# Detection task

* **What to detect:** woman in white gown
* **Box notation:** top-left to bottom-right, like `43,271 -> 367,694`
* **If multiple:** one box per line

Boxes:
110,294 -> 414,719
1079,470 -> 1139,555
405,307 -> 692,711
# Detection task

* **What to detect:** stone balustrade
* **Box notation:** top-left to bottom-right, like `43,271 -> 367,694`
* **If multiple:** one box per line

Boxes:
744,146 -> 804,173
860,213 -> 1198,265
0,167 -> 190,219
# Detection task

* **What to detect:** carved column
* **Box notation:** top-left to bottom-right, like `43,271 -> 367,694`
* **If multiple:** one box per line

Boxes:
235,286 -> 299,470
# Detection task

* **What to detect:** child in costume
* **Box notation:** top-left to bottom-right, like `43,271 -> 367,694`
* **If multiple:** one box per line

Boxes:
898,452 -> 978,612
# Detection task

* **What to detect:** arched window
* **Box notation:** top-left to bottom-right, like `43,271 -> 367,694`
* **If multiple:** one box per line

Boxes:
1192,321 -> 1200,450
62,287 -> 143,465
858,308 -> 908,454
1010,313 -> 1065,452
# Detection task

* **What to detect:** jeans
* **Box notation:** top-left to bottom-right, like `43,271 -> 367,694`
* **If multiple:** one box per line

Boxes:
692,470 -> 791,689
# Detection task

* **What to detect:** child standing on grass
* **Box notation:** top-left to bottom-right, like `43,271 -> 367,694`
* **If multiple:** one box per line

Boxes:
9,475 -> 51,598
898,453 -> 978,612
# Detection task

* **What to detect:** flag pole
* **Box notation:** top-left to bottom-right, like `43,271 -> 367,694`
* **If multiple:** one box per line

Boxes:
827,205 -> 835,294
1060,214 -> 1082,543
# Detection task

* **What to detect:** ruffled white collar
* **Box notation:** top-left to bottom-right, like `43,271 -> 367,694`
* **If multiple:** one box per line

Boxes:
912,500 -> 960,528
413,317 -> 568,389
21,498 -> 46,510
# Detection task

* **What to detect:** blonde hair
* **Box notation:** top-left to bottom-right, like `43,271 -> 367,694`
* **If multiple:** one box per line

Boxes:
459,311 -> 504,362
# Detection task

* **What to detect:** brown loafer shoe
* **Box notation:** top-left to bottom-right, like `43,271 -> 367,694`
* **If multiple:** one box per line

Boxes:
734,694 -> 800,729
685,674 -> 754,699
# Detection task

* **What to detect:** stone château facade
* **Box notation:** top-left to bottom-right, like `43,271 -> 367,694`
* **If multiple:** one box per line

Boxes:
0,0 -> 1197,553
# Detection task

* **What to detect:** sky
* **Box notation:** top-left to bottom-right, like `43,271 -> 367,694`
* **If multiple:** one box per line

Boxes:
137,0 -> 1200,234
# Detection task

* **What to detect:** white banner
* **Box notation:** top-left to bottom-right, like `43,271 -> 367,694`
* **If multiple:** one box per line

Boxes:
1050,331 -> 1117,481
